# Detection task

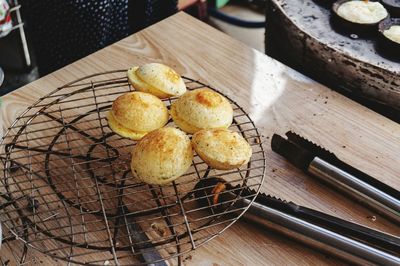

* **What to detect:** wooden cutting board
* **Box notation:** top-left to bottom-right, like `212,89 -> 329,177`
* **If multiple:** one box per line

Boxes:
0,12 -> 399,265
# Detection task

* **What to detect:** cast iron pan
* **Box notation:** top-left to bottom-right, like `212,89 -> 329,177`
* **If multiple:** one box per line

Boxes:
332,0 -> 390,36
382,0 -> 400,17
377,18 -> 400,60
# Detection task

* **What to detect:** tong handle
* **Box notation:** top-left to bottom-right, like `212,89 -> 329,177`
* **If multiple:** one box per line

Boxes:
287,201 -> 400,254
239,196 -> 400,265
252,193 -> 400,254
309,157 -> 400,224
271,133 -> 400,224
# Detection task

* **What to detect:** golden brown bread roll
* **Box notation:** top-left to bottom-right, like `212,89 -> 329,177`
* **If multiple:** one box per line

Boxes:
192,129 -> 252,170
170,88 -> 233,134
131,127 -> 193,185
127,63 -> 187,99
107,92 -> 169,140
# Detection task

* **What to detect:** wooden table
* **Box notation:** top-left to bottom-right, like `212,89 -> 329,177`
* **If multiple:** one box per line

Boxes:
1,12 -> 399,265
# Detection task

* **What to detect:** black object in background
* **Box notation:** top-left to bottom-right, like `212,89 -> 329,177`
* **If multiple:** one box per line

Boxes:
20,0 -> 177,76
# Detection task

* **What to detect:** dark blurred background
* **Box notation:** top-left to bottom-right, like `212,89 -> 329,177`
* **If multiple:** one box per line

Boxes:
0,0 -> 265,95
0,0 -> 264,96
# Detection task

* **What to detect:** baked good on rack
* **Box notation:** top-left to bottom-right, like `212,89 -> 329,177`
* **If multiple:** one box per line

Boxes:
127,63 -> 187,99
107,92 -> 168,140
131,127 -> 193,185
336,1 -> 388,24
192,129 -> 252,170
170,88 -> 233,134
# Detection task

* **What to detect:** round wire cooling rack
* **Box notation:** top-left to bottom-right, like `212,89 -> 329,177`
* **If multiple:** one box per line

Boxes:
0,70 -> 266,265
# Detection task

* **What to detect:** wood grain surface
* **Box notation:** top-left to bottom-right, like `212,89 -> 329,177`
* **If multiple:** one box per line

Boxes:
0,12 -> 399,265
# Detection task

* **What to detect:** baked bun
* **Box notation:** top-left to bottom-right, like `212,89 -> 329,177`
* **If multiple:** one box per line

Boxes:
131,128 -> 193,185
337,1 -> 388,24
107,92 -> 168,140
170,88 -> 233,134
127,63 -> 187,99
192,129 -> 252,170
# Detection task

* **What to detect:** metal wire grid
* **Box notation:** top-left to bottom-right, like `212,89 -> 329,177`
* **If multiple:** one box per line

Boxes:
0,70 -> 266,265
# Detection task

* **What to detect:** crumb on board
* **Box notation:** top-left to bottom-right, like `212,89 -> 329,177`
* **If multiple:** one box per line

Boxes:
104,260 -> 110,265
183,255 -> 193,262
367,215 -> 377,222
151,222 -> 167,237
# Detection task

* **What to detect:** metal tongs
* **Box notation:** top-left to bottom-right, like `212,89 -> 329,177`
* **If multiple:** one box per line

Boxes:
194,178 -> 400,265
271,131 -> 400,224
